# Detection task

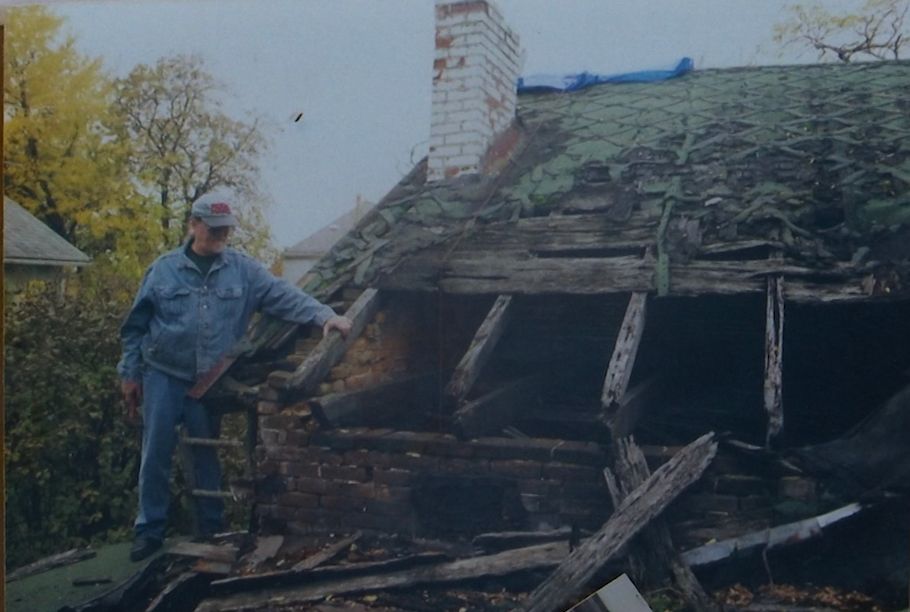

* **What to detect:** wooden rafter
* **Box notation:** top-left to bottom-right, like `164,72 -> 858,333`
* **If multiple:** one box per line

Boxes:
601,292 -> 648,436
764,276 -> 784,445
445,294 -> 513,403
266,288 -> 382,397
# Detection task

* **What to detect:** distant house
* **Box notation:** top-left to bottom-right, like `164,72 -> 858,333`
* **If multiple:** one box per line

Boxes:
4,197 -> 91,292
281,196 -> 372,283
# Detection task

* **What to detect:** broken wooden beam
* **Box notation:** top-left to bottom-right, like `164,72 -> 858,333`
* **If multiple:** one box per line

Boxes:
267,288 -> 382,396
524,432 -> 717,612
292,531 -> 361,571
6,547 -> 96,582
601,291 -> 648,439
602,293 -> 647,410
680,502 -> 864,567
197,541 -> 571,611
764,276 -> 784,445
239,535 -> 284,571
473,527 -> 577,552
453,376 -> 539,439
211,551 -> 447,595
310,372 -> 439,428
606,437 -> 719,612
445,294 -> 513,402
169,541 -> 238,564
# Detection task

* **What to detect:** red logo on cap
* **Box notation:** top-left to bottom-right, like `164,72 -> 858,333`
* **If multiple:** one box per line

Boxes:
211,202 -> 232,214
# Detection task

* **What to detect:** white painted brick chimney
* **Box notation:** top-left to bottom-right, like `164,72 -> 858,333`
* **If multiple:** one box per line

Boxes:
429,0 -> 521,182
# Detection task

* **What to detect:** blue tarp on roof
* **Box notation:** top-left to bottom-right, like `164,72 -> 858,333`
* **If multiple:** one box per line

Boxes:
517,57 -> 694,93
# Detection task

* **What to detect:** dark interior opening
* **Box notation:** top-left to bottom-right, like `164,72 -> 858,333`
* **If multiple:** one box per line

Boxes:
781,300 -> 910,446
392,292 -> 910,451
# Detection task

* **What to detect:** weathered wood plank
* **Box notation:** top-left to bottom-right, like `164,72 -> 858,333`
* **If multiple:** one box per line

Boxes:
6,547 -> 96,582
211,552 -> 447,595
292,532 -> 361,571
310,373 -> 440,428
380,255 -> 884,303
601,293 -> 647,432
445,294 -> 513,402
524,432 -> 717,612
169,541 -> 238,563
197,541 -> 571,612
268,288 -> 382,395
764,276 -> 784,445
473,527 -> 575,552
680,502 -> 864,567
453,377 -> 539,439
608,438 -> 719,612
239,535 -> 284,571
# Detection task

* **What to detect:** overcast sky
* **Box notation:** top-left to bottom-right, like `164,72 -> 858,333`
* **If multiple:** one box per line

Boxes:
16,0 -> 865,248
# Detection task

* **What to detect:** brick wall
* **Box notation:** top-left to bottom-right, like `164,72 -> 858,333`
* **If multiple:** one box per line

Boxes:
254,289 -> 617,538
256,427 -> 610,537
429,0 -> 521,182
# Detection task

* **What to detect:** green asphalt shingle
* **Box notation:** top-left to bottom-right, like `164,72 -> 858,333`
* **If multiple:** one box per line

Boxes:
297,60 -> 910,298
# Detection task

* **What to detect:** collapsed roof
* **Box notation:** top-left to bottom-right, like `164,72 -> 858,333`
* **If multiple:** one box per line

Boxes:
296,60 -> 910,305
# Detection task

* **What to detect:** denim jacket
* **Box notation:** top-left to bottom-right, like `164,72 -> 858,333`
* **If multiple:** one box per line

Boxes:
118,243 -> 335,383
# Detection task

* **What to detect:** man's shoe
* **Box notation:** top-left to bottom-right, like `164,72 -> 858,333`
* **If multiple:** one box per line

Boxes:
129,536 -> 162,562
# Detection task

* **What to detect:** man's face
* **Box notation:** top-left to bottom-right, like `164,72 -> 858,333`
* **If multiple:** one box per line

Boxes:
190,218 -> 232,256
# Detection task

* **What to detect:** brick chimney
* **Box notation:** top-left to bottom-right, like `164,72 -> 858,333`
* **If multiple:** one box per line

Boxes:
429,0 -> 521,182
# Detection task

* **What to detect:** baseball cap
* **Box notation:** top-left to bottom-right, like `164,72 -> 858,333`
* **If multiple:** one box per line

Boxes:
191,192 -> 238,228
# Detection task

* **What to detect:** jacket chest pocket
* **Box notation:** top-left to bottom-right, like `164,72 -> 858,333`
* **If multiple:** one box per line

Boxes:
215,285 -> 244,316
156,286 -> 192,318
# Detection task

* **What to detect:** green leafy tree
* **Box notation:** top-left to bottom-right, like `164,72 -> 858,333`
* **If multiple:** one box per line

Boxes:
775,0 -> 909,62
113,54 -> 276,261
4,279 -> 139,568
3,6 -> 161,280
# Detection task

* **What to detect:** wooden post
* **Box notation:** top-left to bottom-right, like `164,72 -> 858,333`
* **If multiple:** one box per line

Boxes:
764,276 -> 784,445
267,288 -> 382,396
602,292 -> 648,436
445,294 -> 513,403
524,433 -> 717,612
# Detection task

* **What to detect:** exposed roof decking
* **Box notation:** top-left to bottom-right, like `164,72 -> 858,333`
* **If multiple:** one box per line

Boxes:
297,61 -> 910,303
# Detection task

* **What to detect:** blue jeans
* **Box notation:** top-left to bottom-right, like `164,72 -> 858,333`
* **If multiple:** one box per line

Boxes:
135,366 -> 223,540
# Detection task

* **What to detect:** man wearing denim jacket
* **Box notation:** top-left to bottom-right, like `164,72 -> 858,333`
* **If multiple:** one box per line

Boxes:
118,191 -> 352,561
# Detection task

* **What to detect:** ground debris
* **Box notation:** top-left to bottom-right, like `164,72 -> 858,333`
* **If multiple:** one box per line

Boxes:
714,583 -> 887,611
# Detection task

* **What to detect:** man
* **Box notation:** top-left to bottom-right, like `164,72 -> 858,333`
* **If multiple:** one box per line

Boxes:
119,192 -> 352,562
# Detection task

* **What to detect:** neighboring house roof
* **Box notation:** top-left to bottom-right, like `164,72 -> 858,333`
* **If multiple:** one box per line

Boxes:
284,201 -> 371,259
297,60 -> 910,303
3,198 -> 91,267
